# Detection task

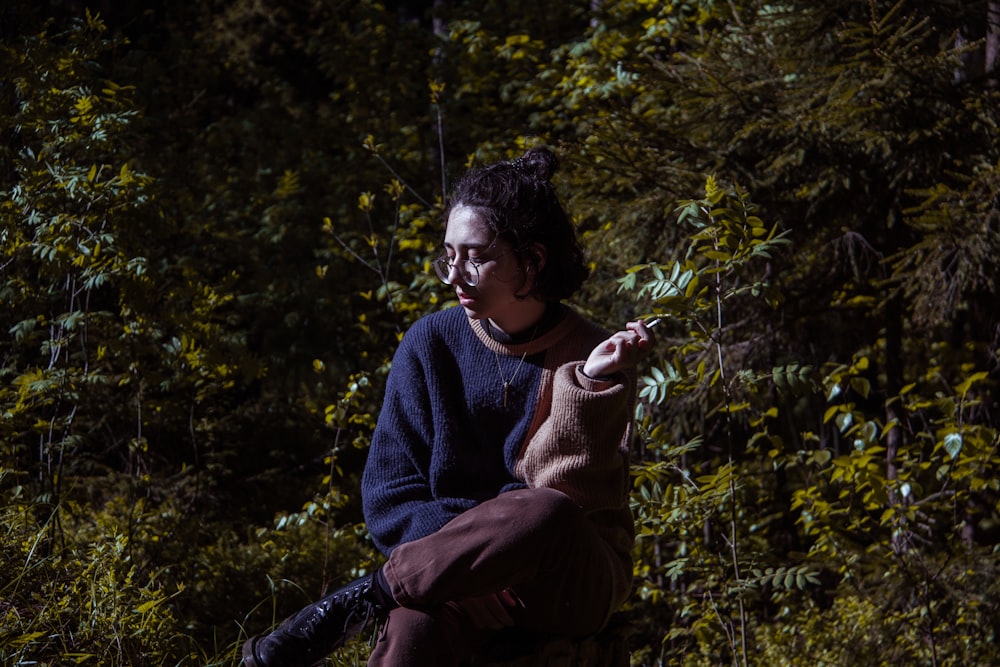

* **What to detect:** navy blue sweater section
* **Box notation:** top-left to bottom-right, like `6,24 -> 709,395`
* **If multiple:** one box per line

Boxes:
362,307 -> 544,555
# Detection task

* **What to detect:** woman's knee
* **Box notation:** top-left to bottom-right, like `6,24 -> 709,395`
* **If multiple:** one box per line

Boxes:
369,605 -> 480,666
498,487 -> 586,536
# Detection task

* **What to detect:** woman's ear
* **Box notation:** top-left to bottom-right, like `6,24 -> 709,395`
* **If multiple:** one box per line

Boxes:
515,242 -> 548,298
527,242 -> 547,273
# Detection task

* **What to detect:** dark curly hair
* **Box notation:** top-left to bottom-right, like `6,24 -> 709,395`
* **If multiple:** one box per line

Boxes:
445,146 -> 590,301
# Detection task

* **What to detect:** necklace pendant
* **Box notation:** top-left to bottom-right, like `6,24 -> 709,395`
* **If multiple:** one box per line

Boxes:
502,382 -> 510,407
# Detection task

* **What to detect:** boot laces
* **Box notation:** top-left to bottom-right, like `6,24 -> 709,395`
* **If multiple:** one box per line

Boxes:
300,579 -> 374,639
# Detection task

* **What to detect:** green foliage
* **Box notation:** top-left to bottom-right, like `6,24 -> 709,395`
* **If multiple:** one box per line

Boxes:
0,487 -> 187,665
892,161 -> 1000,328
624,174 -> 1000,665
2,0 -> 999,664
625,179 -> 796,665
1,11 -> 157,529
0,8 -> 372,664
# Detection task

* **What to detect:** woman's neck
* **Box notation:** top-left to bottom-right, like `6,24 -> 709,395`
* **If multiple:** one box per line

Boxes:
484,301 -> 562,344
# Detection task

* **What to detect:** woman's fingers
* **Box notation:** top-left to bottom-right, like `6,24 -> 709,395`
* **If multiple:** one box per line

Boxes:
583,320 -> 657,378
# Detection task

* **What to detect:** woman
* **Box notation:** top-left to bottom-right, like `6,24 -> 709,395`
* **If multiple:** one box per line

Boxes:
243,146 -> 655,667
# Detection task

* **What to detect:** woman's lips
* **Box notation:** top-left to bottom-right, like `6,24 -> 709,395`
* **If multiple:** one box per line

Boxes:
457,289 -> 476,307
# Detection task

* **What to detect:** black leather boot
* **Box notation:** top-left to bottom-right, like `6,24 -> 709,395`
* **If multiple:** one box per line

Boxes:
242,572 -> 391,667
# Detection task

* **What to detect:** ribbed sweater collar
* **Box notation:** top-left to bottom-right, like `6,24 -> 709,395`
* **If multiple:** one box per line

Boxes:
469,304 -> 581,357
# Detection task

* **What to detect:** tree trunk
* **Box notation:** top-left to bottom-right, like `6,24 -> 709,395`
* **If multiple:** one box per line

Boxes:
988,0 -> 999,86
957,1 -> 1000,86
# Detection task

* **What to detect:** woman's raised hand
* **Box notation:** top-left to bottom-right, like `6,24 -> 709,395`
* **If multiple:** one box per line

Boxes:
582,319 -> 657,379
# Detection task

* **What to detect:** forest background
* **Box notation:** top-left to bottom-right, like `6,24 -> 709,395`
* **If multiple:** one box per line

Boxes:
2,0 -> 998,665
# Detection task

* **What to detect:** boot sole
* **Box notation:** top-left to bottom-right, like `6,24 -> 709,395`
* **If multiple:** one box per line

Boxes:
241,636 -> 262,667
241,634 -> 327,667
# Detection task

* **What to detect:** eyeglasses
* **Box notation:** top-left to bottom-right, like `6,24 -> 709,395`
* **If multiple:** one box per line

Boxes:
432,248 -> 513,287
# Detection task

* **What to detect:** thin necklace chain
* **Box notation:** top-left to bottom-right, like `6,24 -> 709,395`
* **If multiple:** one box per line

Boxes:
487,321 -> 539,407
494,348 -> 528,408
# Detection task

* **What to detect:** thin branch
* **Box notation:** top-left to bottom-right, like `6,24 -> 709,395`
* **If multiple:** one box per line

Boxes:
330,232 -> 380,274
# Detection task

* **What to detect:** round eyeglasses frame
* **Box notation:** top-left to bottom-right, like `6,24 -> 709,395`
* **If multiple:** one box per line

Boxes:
432,248 -> 514,287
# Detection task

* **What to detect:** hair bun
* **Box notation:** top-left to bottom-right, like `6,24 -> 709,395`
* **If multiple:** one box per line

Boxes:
518,146 -> 558,182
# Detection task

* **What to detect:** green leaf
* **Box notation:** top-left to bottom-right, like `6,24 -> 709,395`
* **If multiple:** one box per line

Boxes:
835,412 -> 853,432
955,371 -> 989,397
943,432 -> 962,460
860,421 -> 878,445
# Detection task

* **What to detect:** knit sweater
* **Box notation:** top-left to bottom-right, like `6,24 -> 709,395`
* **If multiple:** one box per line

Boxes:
361,305 -> 635,557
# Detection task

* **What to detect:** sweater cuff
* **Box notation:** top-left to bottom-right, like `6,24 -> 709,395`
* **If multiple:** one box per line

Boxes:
575,364 -> 620,390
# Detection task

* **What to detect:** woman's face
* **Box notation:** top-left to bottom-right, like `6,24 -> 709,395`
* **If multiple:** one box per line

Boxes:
442,205 -> 543,332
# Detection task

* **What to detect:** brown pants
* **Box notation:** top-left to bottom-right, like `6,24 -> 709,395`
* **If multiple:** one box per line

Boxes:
370,487 -> 631,666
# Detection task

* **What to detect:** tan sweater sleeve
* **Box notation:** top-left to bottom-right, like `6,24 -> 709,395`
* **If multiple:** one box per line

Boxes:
515,362 -> 633,512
